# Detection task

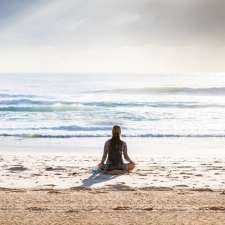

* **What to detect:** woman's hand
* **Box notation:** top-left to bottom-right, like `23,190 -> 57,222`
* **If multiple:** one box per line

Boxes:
98,162 -> 104,168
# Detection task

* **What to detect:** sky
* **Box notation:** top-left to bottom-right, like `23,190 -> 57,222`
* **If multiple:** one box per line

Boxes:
0,0 -> 225,74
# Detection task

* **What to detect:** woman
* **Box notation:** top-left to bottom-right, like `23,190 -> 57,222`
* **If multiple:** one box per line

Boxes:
99,125 -> 135,172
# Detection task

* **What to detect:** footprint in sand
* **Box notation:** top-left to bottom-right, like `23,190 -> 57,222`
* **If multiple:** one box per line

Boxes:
113,206 -> 130,210
26,207 -> 49,211
199,206 -> 225,211
7,166 -> 28,172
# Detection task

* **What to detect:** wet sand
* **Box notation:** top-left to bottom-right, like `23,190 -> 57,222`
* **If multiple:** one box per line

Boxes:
1,187 -> 225,225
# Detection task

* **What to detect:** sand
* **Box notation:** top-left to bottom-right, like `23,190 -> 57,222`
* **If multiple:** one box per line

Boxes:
1,153 -> 225,189
1,137 -> 225,224
1,154 -> 225,225
1,187 -> 225,225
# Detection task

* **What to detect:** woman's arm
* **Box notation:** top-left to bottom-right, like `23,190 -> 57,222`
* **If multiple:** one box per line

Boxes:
123,142 -> 134,163
100,141 -> 108,164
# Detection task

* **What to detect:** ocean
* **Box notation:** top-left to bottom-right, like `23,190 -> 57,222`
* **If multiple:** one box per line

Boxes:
1,73 -> 225,139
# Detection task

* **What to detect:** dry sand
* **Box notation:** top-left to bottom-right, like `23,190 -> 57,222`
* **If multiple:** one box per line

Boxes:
1,186 -> 225,225
1,154 -> 225,189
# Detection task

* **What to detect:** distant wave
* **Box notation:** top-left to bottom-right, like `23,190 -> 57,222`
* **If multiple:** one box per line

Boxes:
0,125 -> 113,132
0,105 -> 80,112
0,93 -> 36,98
0,103 -> 224,112
93,87 -> 225,95
84,102 -> 225,109
0,99 -> 74,106
0,101 -> 224,112
1,133 -> 225,138
1,88 -> 225,113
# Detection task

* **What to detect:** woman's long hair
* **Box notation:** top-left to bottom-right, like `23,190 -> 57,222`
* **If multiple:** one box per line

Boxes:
112,125 -> 121,140
109,125 -> 123,164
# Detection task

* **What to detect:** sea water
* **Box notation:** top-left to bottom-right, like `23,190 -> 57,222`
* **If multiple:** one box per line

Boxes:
1,73 -> 225,139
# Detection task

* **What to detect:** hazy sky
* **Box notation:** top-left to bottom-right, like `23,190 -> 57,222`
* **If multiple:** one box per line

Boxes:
0,0 -> 225,74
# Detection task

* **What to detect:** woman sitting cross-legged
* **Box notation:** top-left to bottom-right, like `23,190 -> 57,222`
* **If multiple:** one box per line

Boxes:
98,125 -> 135,174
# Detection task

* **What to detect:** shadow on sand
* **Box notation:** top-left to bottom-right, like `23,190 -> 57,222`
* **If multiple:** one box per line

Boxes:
81,172 -> 119,188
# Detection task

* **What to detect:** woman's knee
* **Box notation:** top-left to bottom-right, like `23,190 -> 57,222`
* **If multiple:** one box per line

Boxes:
128,162 -> 135,171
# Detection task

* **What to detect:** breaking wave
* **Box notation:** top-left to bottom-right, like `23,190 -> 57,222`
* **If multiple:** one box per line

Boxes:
1,133 -> 225,138
93,87 -> 225,95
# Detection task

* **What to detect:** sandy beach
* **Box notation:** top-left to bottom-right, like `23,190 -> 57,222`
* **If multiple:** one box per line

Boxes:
1,153 -> 225,190
0,138 -> 225,224
1,187 -> 225,225
1,137 -> 225,190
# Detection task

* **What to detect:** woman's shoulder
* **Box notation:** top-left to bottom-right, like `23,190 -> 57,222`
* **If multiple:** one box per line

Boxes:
121,139 -> 127,146
105,138 -> 126,145
105,138 -> 112,145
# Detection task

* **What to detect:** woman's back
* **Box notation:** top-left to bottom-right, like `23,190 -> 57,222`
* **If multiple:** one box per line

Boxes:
107,138 -> 124,166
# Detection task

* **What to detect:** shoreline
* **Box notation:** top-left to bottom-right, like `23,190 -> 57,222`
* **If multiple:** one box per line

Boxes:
2,136 -> 225,156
